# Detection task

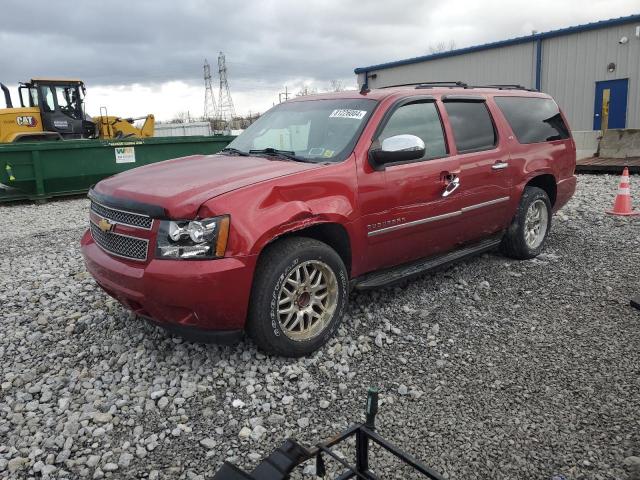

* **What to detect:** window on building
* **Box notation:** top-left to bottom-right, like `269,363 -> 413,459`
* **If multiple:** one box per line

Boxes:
494,96 -> 570,144
378,101 -> 447,160
443,101 -> 497,153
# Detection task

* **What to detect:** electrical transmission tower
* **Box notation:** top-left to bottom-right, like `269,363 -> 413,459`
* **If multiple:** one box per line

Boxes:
216,52 -> 236,129
203,59 -> 217,120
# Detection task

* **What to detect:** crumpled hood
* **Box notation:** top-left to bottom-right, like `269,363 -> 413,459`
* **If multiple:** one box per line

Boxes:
94,154 -> 322,218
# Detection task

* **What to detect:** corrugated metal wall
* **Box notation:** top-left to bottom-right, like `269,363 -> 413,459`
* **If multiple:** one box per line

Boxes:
154,122 -> 212,137
542,23 -> 640,130
357,20 -> 640,130
361,42 -> 536,91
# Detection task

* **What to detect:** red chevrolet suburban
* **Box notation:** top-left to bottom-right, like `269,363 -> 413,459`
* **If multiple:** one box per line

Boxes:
81,82 -> 577,356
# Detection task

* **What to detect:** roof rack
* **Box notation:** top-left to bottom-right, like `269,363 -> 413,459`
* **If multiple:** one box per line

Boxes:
379,82 -> 539,91
416,81 -> 469,89
479,84 -> 538,91
381,81 -> 468,89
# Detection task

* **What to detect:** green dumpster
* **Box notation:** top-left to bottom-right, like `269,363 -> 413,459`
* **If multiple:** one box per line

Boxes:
0,135 -> 234,202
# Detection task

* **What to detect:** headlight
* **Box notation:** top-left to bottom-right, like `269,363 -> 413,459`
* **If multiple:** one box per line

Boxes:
156,215 -> 230,259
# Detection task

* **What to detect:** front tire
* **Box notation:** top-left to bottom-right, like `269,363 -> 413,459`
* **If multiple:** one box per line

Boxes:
247,237 -> 348,357
501,186 -> 552,259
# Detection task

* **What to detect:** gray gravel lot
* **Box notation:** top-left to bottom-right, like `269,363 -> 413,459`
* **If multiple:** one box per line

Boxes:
1,174 -> 639,480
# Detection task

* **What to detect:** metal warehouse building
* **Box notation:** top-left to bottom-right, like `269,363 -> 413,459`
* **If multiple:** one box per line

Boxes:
355,14 -> 640,132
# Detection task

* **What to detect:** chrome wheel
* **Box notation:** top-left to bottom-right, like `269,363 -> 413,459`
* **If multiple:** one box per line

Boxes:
277,260 -> 338,341
524,199 -> 548,249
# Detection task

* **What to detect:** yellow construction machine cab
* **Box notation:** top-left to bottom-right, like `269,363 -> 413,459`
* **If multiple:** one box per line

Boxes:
1,78 -> 154,142
18,79 -> 97,139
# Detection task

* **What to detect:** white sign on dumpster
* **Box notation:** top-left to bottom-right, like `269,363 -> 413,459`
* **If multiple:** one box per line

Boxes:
115,146 -> 136,164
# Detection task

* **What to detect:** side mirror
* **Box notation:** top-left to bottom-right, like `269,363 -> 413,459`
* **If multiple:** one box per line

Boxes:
369,134 -> 426,169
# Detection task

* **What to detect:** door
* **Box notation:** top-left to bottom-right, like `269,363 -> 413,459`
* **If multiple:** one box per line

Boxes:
441,98 -> 512,244
37,84 -> 85,138
357,98 -> 464,272
593,79 -> 628,130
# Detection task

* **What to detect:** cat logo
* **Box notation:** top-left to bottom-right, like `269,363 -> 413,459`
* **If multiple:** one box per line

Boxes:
16,116 -> 38,127
98,218 -> 115,233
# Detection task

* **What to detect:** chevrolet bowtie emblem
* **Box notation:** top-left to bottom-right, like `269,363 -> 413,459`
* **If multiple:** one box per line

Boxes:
98,218 -> 115,233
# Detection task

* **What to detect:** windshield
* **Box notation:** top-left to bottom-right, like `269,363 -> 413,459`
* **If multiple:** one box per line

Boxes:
226,98 -> 377,162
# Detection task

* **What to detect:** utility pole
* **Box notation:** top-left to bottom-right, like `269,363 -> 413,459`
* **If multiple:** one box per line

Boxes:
278,86 -> 290,103
203,59 -> 217,121
216,51 -> 236,131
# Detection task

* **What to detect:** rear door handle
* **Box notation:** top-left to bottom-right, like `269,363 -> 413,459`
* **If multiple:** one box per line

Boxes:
492,162 -> 509,170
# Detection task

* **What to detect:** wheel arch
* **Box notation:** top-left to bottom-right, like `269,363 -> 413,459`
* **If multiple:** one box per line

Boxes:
524,173 -> 557,207
256,222 -> 353,276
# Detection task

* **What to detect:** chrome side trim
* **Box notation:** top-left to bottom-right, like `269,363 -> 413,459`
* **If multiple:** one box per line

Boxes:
367,196 -> 510,237
368,211 -> 461,237
461,196 -> 510,212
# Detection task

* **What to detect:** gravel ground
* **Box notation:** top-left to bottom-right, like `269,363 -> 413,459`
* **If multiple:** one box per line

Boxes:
1,174 -> 639,480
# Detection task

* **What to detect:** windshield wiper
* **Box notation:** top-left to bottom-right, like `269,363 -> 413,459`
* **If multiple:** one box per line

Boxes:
249,148 -> 305,162
220,147 -> 250,156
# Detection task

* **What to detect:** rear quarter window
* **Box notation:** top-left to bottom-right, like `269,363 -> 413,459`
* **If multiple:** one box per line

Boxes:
494,96 -> 570,144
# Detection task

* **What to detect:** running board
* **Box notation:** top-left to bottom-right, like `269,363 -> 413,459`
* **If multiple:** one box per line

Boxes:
353,236 -> 502,290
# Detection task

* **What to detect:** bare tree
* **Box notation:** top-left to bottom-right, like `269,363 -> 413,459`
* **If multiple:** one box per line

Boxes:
296,86 -> 318,97
428,40 -> 456,54
329,79 -> 345,92
169,111 -> 192,124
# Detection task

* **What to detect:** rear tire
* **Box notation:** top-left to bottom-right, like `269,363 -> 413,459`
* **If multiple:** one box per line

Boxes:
501,186 -> 552,260
247,237 -> 348,357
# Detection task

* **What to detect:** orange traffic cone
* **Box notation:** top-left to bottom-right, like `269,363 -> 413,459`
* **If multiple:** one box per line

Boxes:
606,167 -> 640,216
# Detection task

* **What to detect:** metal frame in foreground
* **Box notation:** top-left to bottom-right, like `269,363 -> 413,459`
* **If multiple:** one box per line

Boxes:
213,388 -> 445,480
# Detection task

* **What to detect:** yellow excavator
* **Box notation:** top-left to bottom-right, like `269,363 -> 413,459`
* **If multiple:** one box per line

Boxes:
0,78 -> 154,143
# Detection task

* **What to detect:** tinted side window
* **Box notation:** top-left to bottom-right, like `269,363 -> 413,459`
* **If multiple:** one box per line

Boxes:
494,96 -> 570,144
378,102 -> 447,160
444,101 -> 496,153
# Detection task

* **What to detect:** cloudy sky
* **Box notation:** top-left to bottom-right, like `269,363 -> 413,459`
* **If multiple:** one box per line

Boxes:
1,0 -> 637,121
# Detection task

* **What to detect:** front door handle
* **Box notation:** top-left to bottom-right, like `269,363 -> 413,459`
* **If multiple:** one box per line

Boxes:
442,175 -> 460,197
492,161 -> 509,170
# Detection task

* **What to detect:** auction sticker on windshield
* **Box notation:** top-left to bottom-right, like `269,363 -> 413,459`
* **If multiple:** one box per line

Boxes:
329,109 -> 367,120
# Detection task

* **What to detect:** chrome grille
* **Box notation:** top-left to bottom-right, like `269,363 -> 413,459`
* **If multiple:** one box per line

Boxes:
90,201 -> 153,230
90,222 -> 149,261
